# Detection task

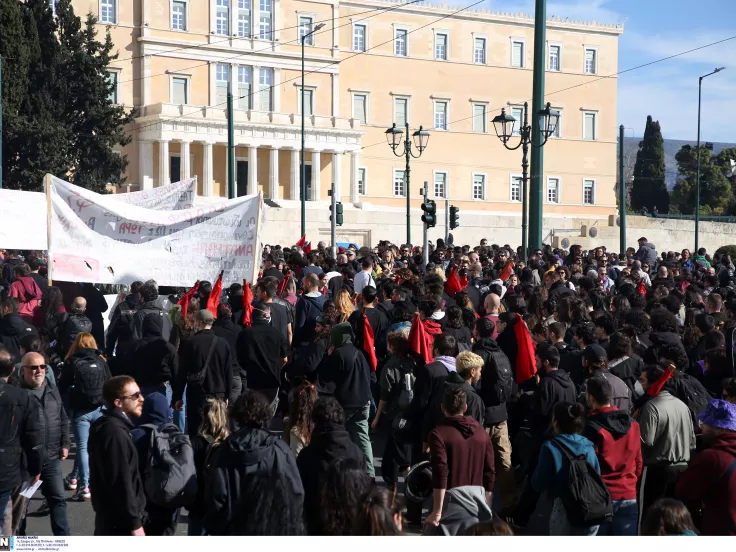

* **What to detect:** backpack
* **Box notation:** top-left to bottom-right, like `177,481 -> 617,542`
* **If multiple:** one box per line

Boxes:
673,373 -> 711,426
490,351 -> 514,405
142,422 -> 198,508
397,372 -> 415,411
72,355 -> 108,408
551,439 -> 612,528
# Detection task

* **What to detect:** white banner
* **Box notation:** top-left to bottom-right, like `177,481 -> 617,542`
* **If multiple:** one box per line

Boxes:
48,181 -> 262,287
54,177 -> 197,211
0,189 -> 47,250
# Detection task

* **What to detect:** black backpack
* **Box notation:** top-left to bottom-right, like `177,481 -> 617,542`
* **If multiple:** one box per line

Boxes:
673,373 -> 711,426
551,439 -> 612,528
72,355 -> 109,409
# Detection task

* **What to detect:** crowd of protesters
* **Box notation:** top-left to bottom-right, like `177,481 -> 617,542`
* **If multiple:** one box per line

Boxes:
0,236 -> 735,536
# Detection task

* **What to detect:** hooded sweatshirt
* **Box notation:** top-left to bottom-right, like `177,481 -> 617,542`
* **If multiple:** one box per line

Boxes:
422,372 -> 485,441
531,369 -> 577,435
127,314 -> 179,387
532,433 -> 600,498
675,431 -> 736,536
583,406 -> 642,500
317,323 -> 371,408
8,276 -> 42,319
428,414 -> 495,492
294,293 -> 328,345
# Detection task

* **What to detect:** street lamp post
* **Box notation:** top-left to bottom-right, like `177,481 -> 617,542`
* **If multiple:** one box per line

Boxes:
695,66 -> 726,254
385,122 -> 430,247
492,102 -> 559,261
300,22 -> 326,237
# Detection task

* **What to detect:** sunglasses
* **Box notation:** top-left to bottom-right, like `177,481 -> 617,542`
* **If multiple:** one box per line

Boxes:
120,391 -> 143,401
23,365 -> 46,371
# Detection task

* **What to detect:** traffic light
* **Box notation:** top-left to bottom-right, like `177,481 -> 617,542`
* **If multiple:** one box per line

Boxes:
421,199 -> 436,228
330,202 -> 344,226
450,205 -> 460,229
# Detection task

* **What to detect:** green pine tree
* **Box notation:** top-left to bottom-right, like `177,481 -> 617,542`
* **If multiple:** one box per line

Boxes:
670,144 -> 732,215
631,115 -> 669,213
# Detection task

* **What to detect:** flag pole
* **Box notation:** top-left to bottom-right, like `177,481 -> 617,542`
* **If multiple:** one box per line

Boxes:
45,174 -> 53,286
251,191 -> 263,285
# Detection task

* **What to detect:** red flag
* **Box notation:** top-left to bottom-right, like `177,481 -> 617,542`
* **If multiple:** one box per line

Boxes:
322,285 -> 327,296
499,261 -> 516,283
242,280 -> 254,327
295,234 -> 307,248
177,281 -> 200,319
408,311 -> 442,364
646,365 -> 676,397
303,242 -> 312,254
444,265 -> 467,297
513,313 -> 537,384
637,280 -> 647,297
206,271 -> 224,317
362,311 -> 378,372
277,272 -> 290,298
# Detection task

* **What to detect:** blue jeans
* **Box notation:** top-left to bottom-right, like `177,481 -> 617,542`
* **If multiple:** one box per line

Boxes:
549,497 -> 599,536
0,487 -> 11,521
173,384 -> 186,433
41,459 -> 70,536
70,408 -> 103,489
187,515 -> 206,536
598,499 -> 638,536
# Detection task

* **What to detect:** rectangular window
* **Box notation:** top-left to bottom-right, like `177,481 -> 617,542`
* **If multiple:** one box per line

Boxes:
393,170 -> 406,197
583,179 -> 595,204
106,71 -> 118,103
585,48 -> 597,74
435,33 -> 447,60
510,176 -> 522,202
474,37 -> 486,64
216,63 -> 229,106
511,41 -> 524,68
358,168 -> 366,195
434,172 -> 447,199
511,106 -> 524,135
101,0 -> 116,24
472,103 -> 487,133
551,110 -> 561,138
259,0 -> 272,39
300,88 -> 314,116
583,112 -> 596,141
394,97 -> 408,128
172,76 -> 188,105
299,16 -> 313,44
216,0 -> 229,35
434,101 -> 447,130
353,24 -> 366,52
172,1 -> 186,30
353,94 -> 367,124
257,67 -> 273,111
237,66 -> 251,109
394,28 -> 407,57
237,0 -> 250,37
547,177 -> 560,203
473,174 -> 485,200
549,45 -> 560,71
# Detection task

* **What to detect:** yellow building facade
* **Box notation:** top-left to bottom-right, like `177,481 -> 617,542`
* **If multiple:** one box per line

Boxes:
74,0 -> 623,226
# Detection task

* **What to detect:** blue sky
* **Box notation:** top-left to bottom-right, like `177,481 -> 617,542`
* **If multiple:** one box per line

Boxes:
450,0 -> 736,141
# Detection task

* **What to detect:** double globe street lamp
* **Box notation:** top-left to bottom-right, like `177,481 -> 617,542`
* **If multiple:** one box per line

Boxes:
492,101 -> 559,261
385,122 -> 430,247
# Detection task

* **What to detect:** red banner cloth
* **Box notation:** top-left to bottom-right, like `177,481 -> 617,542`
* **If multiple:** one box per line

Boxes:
206,271 -> 224,317
177,281 -> 200,319
408,311 -> 442,364
513,313 -> 537,384
242,280 -> 254,327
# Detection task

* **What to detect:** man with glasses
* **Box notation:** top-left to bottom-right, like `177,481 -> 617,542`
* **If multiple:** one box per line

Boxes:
18,353 -> 71,535
88,375 -> 146,536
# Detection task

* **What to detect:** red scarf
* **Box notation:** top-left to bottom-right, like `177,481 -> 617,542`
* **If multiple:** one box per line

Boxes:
242,280 -> 254,327
177,281 -> 200,319
513,313 -> 537,384
408,311 -> 442,364
206,271 -> 224,317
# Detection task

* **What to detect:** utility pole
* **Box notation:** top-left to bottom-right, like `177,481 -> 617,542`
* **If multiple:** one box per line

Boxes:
329,183 -> 337,260
619,125 -> 626,258
227,84 -> 235,199
422,181 -> 429,269
445,199 -> 449,243
528,0 -> 547,253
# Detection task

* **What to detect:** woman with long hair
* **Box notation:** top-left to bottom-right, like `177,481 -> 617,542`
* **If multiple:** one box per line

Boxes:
353,487 -> 403,535
284,382 -> 319,456
335,289 -> 354,323
443,306 -> 472,349
34,286 -> 67,345
57,333 -> 112,501
187,398 -> 230,536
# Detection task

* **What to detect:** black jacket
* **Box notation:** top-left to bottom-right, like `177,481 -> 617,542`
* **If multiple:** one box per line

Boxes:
21,380 -> 70,463
296,422 -> 365,535
125,314 -> 179,388
422,372 -> 485,442
58,348 -> 112,414
106,293 -> 140,357
81,284 -> 108,351
349,308 -> 390,360
608,355 -> 644,395
404,359 -> 451,427
472,337 -> 513,425
559,349 -> 586,388
443,326 -> 472,349
213,316 -> 243,396
318,342 -> 372,409
236,321 -> 287,399
133,300 -> 173,343
531,369 -> 577,435
56,312 -> 93,359
549,281 -> 574,302
294,294 -> 327,345
289,338 -> 329,382
0,313 -> 38,361
204,426 -> 304,535
174,329 -> 235,403
88,411 -> 146,532
0,379 -> 44,490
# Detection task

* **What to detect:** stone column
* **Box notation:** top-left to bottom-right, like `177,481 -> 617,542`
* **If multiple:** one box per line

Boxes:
180,141 -> 191,180
248,146 -> 258,192
203,141 -> 214,196
332,152 -> 342,200
350,150 -> 360,204
158,139 -> 170,187
311,150 -> 321,201
269,148 -> 279,199
331,74 -> 339,117
138,140 -> 154,190
290,148 -> 299,200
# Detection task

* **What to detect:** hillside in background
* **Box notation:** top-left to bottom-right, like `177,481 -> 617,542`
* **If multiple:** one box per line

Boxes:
622,137 -> 736,190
